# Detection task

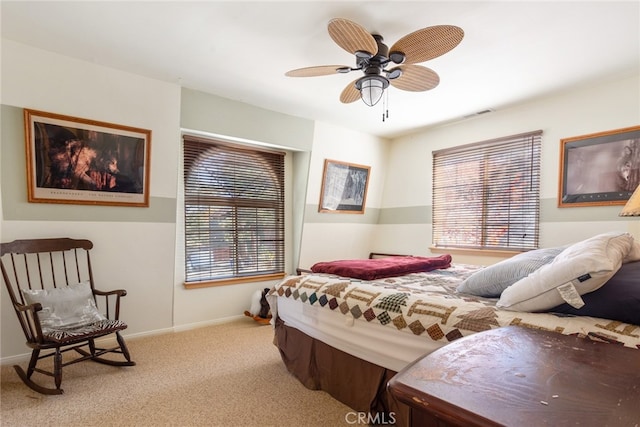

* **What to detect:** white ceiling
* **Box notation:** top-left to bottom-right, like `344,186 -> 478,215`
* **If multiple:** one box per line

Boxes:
2,1 -> 639,139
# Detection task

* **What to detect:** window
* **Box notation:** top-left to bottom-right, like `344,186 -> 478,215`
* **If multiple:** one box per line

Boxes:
432,130 -> 542,251
183,135 -> 285,285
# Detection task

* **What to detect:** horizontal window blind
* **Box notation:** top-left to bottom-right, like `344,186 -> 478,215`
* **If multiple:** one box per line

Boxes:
183,136 -> 285,282
432,131 -> 542,251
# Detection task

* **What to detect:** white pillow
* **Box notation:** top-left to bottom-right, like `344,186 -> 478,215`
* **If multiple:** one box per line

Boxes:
497,232 -> 635,312
22,281 -> 106,334
624,239 -> 640,262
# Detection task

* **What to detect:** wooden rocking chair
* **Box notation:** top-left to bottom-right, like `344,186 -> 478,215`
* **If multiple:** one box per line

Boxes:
1,237 -> 135,394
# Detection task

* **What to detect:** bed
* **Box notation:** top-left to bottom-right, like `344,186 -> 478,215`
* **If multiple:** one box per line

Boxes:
266,232 -> 640,426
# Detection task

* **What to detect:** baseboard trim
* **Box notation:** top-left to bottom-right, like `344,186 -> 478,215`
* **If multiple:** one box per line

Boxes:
0,315 -> 247,366
172,314 -> 246,333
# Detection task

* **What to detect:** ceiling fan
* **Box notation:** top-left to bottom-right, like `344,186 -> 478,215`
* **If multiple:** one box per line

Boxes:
285,18 -> 464,109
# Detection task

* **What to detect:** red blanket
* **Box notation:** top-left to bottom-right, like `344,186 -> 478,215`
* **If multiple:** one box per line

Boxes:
310,254 -> 452,280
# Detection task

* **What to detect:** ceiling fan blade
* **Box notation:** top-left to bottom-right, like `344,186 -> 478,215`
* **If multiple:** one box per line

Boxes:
285,65 -> 349,77
340,79 -> 361,103
390,25 -> 464,64
328,18 -> 378,56
389,65 -> 440,92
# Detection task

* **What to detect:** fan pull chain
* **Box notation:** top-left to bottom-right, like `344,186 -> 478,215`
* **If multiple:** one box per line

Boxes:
382,89 -> 389,122
386,89 -> 389,120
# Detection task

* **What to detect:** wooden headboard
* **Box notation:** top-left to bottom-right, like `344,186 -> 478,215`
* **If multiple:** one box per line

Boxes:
368,252 -> 410,259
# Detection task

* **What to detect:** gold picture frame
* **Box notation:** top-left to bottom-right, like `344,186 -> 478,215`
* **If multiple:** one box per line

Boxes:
319,159 -> 370,214
558,125 -> 640,207
24,109 -> 151,207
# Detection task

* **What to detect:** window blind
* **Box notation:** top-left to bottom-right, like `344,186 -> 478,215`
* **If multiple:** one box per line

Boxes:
183,136 -> 285,282
432,130 -> 542,251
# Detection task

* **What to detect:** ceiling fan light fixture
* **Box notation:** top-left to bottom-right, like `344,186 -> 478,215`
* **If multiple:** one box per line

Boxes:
285,18 -> 464,111
357,76 -> 389,107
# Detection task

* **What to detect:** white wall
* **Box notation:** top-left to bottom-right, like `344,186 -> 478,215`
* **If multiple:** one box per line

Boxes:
375,73 -> 640,265
0,39 -> 382,360
2,37 -> 638,361
298,122 -> 389,268
1,40 -> 181,359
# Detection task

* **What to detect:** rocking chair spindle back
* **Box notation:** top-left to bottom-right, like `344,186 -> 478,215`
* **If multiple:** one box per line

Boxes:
1,237 -> 135,395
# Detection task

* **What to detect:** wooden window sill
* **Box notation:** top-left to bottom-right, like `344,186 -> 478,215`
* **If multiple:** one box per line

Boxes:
184,272 -> 285,289
429,246 -> 524,258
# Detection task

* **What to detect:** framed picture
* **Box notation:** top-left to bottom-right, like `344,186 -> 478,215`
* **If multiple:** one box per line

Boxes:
558,125 -> 640,207
24,109 -> 151,207
319,159 -> 370,214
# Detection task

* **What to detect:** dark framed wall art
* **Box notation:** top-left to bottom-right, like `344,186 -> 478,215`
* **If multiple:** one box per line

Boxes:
319,159 -> 370,214
558,125 -> 640,207
24,109 -> 152,207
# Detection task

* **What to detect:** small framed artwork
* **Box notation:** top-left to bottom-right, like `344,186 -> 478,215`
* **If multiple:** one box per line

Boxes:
319,159 -> 370,214
558,125 -> 640,207
24,109 -> 152,207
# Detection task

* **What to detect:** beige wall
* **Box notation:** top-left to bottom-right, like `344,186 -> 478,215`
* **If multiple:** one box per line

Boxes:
1,40 -> 181,360
374,74 -> 640,265
2,36 -> 638,361
0,39 -> 384,361
297,122 -> 390,269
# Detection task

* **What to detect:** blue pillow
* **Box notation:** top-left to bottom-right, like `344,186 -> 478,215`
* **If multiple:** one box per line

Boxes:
457,246 -> 566,297
549,260 -> 640,325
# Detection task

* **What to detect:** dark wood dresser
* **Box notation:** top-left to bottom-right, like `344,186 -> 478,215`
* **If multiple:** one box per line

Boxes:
388,326 -> 640,426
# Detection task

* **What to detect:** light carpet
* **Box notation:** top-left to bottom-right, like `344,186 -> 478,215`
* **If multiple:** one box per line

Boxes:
0,319 -> 354,427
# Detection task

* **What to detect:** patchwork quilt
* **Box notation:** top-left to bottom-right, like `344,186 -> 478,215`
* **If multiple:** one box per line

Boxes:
269,264 -> 640,350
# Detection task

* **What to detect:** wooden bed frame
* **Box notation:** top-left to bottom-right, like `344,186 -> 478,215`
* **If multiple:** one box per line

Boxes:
285,252 -> 415,426
274,249 -> 640,426
273,317 -> 410,426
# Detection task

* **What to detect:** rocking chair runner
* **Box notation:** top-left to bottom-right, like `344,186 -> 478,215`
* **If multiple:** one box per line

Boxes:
1,237 -> 135,394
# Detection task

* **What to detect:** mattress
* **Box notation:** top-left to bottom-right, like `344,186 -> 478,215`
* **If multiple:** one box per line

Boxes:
268,264 -> 640,372
275,296 -> 442,372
